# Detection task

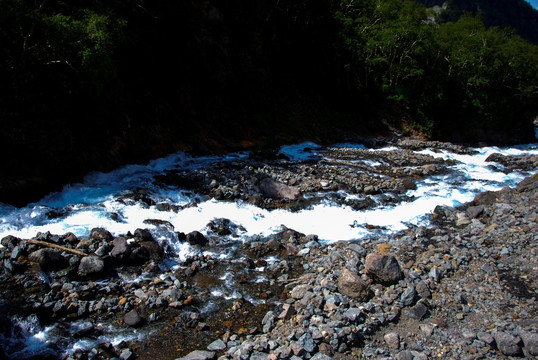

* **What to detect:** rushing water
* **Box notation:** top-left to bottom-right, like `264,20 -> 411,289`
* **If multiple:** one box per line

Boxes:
0,141 -> 537,358
1,142 -> 537,245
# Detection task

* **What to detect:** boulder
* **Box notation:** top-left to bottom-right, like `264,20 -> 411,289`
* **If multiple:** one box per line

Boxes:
90,228 -> 113,242
28,248 -> 67,270
134,228 -> 154,242
364,253 -> 403,285
186,231 -> 208,246
78,256 -> 105,277
259,178 -> 300,200
495,332 -> 522,356
337,267 -> 370,301
111,237 -> 131,260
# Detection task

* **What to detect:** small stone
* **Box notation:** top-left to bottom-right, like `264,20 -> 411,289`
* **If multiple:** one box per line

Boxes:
175,350 -> 216,360
290,284 -> 312,299
400,286 -> 416,306
120,349 -> 134,360
384,332 -> 400,349
343,308 -> 362,322
416,281 -> 431,299
298,332 -> 315,353
124,309 -> 143,327
406,302 -> 427,320
394,350 -> 413,360
477,332 -> 495,345
310,353 -> 333,360
207,339 -> 227,351
495,332 -> 522,356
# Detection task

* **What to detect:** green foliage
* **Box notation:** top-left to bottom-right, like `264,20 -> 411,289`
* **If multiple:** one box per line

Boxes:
333,0 -> 538,142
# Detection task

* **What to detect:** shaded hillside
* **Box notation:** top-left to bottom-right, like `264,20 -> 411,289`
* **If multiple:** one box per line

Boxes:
0,0 -> 537,206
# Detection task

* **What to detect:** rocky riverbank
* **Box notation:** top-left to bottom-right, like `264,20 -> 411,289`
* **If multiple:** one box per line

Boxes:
0,140 -> 537,360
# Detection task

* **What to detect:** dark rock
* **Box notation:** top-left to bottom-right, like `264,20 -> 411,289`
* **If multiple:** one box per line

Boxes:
124,309 -> 143,327
495,332 -> 522,356
472,191 -> 498,206
78,256 -> 105,277
416,280 -> 431,299
364,253 -> 403,285
138,241 -> 164,262
111,237 -> 131,260
90,228 -> 113,242
129,245 -> 150,264
337,267 -> 370,301
186,231 -> 208,246
406,302 -> 428,320
63,232 -> 78,245
466,205 -> 484,219
1,235 -> 21,250
516,174 -> 538,193
400,286 -> 417,306
134,228 -> 154,242
402,179 -> 417,190
259,177 -> 300,200
28,248 -> 67,270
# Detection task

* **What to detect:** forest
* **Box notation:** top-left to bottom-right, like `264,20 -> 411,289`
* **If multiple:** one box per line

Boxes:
0,0 -> 537,205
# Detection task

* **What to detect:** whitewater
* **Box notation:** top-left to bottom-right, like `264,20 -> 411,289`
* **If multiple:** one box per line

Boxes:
1,141 -> 537,252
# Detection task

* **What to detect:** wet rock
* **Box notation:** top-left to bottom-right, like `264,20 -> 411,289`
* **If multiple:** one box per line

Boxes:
1,235 -> 21,250
124,309 -> 144,327
90,228 -> 113,242
337,267 -> 370,301
175,350 -> 215,360
472,191 -> 498,206
134,228 -> 154,242
28,248 -> 67,270
364,253 -> 403,285
186,231 -> 208,246
259,178 -> 300,200
401,179 -> 417,190
78,256 -> 105,277
494,332 -> 522,356
111,237 -> 131,260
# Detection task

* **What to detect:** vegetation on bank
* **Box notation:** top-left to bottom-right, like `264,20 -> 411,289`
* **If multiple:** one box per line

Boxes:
0,0 -> 537,205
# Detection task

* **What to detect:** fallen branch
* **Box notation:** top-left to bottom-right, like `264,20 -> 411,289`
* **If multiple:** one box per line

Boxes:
28,239 -> 87,257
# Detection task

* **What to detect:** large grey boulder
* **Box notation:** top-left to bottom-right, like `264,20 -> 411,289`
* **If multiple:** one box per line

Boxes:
78,256 -> 105,277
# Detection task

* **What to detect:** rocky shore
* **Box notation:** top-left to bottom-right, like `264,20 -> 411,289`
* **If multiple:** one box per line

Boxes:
0,139 -> 537,360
